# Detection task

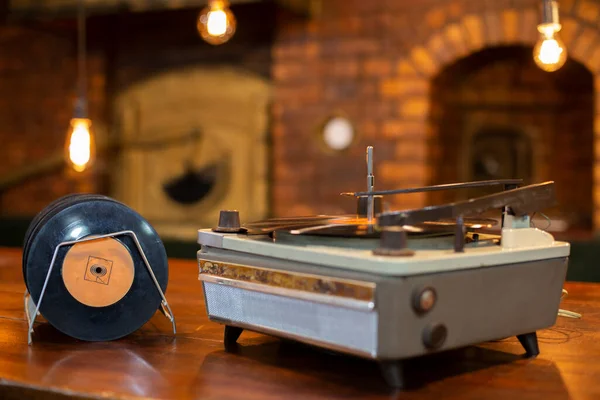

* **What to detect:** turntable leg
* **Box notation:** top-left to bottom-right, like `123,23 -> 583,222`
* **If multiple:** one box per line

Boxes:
517,332 -> 539,357
379,360 -> 405,389
224,325 -> 243,351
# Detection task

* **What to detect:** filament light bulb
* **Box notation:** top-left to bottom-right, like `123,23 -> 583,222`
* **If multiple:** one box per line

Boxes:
197,0 -> 236,45
66,118 -> 95,172
534,0 -> 567,72
533,25 -> 567,72
207,8 -> 227,36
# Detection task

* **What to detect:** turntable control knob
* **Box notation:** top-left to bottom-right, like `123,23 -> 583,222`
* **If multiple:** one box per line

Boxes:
213,210 -> 243,233
422,323 -> 447,350
413,287 -> 437,314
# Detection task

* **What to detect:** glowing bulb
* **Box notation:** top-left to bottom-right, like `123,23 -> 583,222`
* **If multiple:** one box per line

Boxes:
207,9 -> 227,36
65,118 -> 95,172
197,0 -> 236,45
533,25 -> 567,72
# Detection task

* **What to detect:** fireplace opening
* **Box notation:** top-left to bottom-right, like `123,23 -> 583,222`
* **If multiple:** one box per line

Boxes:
429,45 -> 594,231
471,126 -> 532,183
163,162 -> 219,205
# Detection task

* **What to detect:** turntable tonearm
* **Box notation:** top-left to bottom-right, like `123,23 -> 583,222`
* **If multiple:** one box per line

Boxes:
196,146 -> 569,388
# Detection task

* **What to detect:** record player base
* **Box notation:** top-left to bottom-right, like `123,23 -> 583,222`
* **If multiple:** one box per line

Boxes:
201,250 -> 567,388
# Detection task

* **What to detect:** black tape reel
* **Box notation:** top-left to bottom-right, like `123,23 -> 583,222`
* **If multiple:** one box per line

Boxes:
23,194 -> 169,341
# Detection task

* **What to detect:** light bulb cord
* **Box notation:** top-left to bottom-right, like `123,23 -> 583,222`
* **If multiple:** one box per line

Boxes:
542,0 -> 560,25
75,0 -> 87,118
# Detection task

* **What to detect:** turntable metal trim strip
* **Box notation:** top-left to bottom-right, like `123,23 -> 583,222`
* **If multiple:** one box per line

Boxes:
198,259 -> 376,311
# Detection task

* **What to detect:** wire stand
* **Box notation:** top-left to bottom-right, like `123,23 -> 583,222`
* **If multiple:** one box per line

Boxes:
24,230 -> 176,345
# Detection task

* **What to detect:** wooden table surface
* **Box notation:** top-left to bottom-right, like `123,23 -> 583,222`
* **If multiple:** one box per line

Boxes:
0,247 -> 598,399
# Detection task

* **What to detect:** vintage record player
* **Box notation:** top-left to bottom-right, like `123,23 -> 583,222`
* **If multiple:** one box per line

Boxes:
197,146 -> 569,388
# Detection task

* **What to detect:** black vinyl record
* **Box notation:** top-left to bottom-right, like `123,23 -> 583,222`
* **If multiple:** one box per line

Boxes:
23,194 -> 168,342
22,194 -> 111,284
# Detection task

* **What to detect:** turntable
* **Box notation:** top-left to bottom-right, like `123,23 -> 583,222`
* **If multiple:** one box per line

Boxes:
197,146 -> 569,388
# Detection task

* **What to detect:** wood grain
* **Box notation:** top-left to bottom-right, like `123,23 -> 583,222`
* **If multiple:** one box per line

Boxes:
0,247 -> 598,399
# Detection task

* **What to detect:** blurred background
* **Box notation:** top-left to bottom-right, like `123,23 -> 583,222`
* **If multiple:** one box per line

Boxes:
0,0 -> 598,280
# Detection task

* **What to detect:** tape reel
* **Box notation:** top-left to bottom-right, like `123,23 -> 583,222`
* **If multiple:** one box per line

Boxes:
22,194 -> 169,341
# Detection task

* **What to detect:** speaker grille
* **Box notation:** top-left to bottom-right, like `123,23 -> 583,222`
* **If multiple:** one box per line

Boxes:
204,282 -> 378,355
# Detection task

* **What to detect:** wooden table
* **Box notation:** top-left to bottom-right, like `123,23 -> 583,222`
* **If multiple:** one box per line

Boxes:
0,247 -> 598,399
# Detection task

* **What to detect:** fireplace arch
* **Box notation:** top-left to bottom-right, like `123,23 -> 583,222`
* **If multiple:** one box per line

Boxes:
382,9 -> 599,230
428,45 -> 593,229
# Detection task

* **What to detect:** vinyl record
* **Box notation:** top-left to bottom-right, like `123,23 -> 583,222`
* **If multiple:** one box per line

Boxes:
243,215 -> 354,235
243,215 -> 497,237
23,195 -> 168,341
22,194 -> 111,285
263,215 -> 498,239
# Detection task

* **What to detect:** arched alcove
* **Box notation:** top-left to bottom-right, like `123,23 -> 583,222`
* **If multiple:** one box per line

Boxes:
428,45 -> 594,230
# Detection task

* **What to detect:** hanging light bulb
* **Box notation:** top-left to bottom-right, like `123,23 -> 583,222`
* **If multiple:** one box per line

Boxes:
65,0 -> 96,173
197,0 -> 236,45
66,117 -> 95,173
533,0 -> 567,72
534,28 -> 567,71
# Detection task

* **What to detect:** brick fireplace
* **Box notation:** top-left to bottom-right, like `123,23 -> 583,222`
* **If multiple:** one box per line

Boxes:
113,66 -> 270,240
272,0 -> 600,232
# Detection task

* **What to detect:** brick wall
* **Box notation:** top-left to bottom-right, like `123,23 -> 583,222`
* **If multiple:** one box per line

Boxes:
0,26 -> 105,216
272,0 -> 600,230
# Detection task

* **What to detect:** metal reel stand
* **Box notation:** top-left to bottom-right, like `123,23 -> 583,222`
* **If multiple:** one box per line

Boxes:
24,230 -> 176,345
